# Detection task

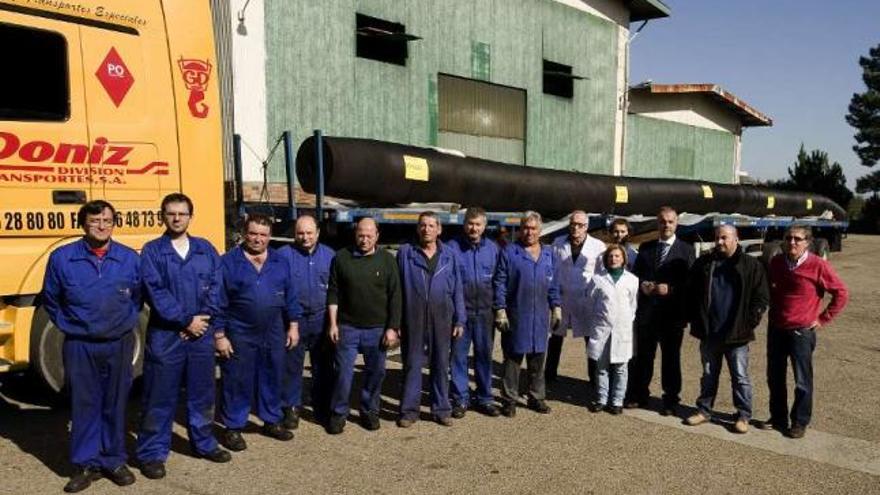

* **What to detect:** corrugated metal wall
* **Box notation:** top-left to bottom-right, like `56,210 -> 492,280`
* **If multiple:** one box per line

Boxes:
625,114 -> 736,183
263,0 -> 618,181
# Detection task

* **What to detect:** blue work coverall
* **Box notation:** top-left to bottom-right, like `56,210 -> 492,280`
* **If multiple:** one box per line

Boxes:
279,243 -> 335,418
42,239 -> 142,470
397,241 -> 466,420
216,246 -> 301,429
448,236 -> 499,408
494,242 -> 561,355
136,234 -> 222,462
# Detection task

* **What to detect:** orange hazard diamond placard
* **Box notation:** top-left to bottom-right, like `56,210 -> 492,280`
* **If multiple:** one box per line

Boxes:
95,47 -> 134,107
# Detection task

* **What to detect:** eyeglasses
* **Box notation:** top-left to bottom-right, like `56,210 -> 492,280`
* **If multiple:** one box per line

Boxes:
784,235 -> 807,243
570,222 -> 587,228
164,212 -> 191,218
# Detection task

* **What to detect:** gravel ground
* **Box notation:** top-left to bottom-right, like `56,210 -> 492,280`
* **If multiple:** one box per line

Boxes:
1,235 -> 878,494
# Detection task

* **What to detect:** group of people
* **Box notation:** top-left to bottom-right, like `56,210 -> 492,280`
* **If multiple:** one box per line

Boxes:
42,195 -> 848,493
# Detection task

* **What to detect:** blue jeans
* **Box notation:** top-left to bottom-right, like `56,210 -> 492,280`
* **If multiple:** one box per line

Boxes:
767,327 -> 816,428
591,338 -> 628,407
330,325 -> 386,417
450,315 -> 495,407
696,339 -> 752,420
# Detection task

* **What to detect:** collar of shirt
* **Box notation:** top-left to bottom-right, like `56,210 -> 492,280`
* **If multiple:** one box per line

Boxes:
785,250 -> 810,270
659,235 -> 676,246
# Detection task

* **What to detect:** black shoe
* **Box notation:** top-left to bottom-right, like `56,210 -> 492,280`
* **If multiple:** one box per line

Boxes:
103,465 -> 135,487
587,402 -> 604,413
222,429 -> 247,452
262,422 -> 294,441
475,403 -> 501,417
360,412 -> 381,431
606,405 -> 623,415
527,399 -> 551,414
451,405 -> 467,419
199,448 -> 232,463
326,415 -> 346,435
64,467 -> 102,493
139,461 -> 165,480
623,400 -> 641,409
501,403 -> 517,418
788,424 -> 807,439
282,407 -> 300,430
660,404 -> 677,417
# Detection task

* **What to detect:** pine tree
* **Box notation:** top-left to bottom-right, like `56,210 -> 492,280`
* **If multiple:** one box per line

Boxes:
846,44 -> 880,167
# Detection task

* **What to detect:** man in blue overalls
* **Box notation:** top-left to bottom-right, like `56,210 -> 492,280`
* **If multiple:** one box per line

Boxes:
215,214 -> 301,451
136,193 -> 230,480
449,207 -> 501,418
279,214 -> 335,429
494,211 -> 561,417
42,200 -> 142,493
397,211 -> 466,427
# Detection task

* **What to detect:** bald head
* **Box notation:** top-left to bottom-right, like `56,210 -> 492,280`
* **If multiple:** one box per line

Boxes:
355,217 -> 379,254
294,215 -> 319,251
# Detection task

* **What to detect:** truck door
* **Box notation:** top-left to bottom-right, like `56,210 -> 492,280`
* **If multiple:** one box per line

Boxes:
0,13 -> 90,236
78,10 -> 179,213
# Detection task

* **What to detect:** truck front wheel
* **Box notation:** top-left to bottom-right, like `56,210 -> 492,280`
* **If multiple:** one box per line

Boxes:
29,307 -> 149,394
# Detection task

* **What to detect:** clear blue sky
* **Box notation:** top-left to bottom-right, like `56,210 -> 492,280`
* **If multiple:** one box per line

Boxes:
629,0 -> 880,189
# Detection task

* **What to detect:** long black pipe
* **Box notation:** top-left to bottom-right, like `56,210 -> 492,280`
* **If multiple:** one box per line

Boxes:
295,136 -> 847,220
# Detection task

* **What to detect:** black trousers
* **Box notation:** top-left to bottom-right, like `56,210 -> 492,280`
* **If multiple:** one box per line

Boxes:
626,322 -> 684,407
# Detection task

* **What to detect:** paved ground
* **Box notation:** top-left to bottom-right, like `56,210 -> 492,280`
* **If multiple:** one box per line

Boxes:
1,235 -> 878,494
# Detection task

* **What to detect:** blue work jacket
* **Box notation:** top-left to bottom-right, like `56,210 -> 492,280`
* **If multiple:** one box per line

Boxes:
280,243 -> 335,319
449,236 -> 499,322
140,234 -> 222,334
42,238 -> 142,340
493,242 -> 561,354
216,246 -> 301,345
397,241 -> 466,336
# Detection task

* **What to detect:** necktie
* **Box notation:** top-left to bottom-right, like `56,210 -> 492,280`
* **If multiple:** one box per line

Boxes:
657,242 -> 670,267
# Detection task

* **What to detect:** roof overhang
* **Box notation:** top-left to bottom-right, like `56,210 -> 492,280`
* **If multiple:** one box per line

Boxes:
627,0 -> 671,22
629,83 -> 773,127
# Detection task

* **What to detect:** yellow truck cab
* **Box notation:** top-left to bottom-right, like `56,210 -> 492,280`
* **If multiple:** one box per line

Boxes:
0,0 -> 224,391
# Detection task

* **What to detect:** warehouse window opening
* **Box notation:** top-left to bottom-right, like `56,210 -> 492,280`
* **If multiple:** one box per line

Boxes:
543,59 -> 583,99
355,14 -> 420,66
437,74 -> 526,165
0,23 -> 69,121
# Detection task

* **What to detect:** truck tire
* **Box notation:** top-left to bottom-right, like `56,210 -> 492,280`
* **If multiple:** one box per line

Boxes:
760,240 -> 782,268
30,307 -> 149,394
811,238 -> 830,260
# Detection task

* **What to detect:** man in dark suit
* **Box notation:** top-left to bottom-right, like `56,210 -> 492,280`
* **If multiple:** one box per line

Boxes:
625,206 -> 695,415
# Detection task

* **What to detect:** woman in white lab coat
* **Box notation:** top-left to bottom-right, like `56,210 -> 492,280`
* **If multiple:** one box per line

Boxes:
585,244 -> 639,414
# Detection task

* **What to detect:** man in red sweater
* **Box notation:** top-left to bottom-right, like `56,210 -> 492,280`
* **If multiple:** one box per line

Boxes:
759,225 -> 848,439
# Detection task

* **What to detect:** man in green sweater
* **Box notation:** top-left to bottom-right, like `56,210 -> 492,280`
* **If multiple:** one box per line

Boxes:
326,217 -> 402,434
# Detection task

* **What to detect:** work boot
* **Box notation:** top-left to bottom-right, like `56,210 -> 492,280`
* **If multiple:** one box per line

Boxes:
685,412 -> 710,426
475,403 -> 501,417
360,412 -> 381,431
139,461 -> 166,480
222,429 -> 247,452
103,465 -> 135,487
501,402 -> 517,418
326,415 -> 346,435
262,423 -> 294,441
451,405 -> 467,419
587,402 -> 604,413
527,399 -> 551,414
396,417 -> 417,428
63,467 -> 102,493
282,407 -> 301,430
733,418 -> 749,434
199,448 -> 232,463
787,424 -> 807,439
435,416 -> 453,427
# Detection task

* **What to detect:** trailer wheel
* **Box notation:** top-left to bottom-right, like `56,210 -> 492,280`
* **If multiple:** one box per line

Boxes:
811,238 -> 830,260
30,307 -> 149,394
